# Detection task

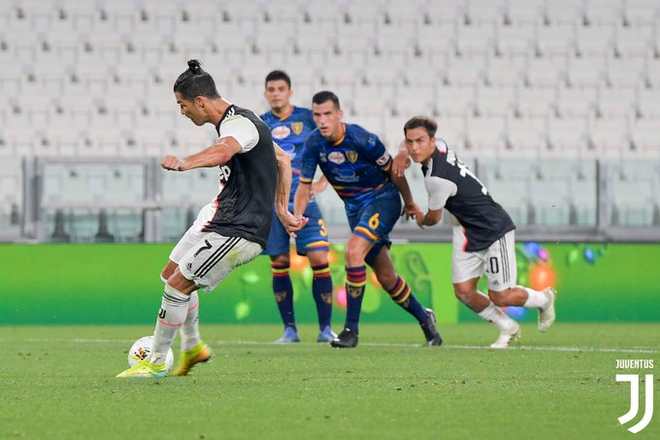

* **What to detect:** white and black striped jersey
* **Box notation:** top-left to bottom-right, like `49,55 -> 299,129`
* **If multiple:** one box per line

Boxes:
421,140 -> 515,252
202,104 -> 277,248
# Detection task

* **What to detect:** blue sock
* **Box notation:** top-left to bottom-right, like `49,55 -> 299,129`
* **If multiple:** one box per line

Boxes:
386,275 -> 429,324
312,263 -> 333,330
272,262 -> 295,330
345,265 -> 367,334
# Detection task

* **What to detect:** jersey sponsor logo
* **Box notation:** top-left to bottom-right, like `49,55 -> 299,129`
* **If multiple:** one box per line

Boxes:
331,169 -> 359,182
271,125 -> 291,140
328,151 -> 345,164
346,150 -> 358,163
219,165 -> 231,183
291,122 -> 304,135
376,152 -> 390,166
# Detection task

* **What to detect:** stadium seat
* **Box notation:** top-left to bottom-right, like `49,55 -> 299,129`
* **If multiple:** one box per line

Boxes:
454,23 -> 497,56
588,117 -> 632,157
622,0 -> 660,26
465,0 -> 506,25
506,116 -> 548,154
637,88 -> 660,119
546,116 -> 589,156
556,86 -> 598,118
525,55 -> 567,87
583,0 -> 623,26
543,0 -> 586,26
485,54 -> 527,86
566,55 -> 607,88
494,23 -> 535,57
436,115 -> 467,151
515,85 -> 557,118
415,22 -> 458,59
475,84 -> 516,117
606,55 -> 645,88
464,116 -> 507,156
443,53 -> 487,86
535,23 -> 576,57
425,0 -> 467,25
435,85 -> 477,117
574,23 -> 615,58
630,119 -> 660,156
614,23 -> 655,57
504,0 -> 544,25
597,86 -> 637,119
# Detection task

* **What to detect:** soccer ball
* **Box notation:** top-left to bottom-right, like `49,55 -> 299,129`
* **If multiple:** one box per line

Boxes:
127,336 -> 174,372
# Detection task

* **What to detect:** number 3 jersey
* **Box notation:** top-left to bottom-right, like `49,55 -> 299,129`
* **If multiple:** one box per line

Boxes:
300,123 -> 397,216
421,140 -> 515,252
202,104 -> 277,248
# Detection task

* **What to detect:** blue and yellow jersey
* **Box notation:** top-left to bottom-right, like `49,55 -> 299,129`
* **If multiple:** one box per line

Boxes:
300,123 -> 396,214
260,106 -> 316,199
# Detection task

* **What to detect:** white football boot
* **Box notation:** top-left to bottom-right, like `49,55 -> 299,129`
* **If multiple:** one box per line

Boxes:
490,321 -> 521,349
538,287 -> 557,333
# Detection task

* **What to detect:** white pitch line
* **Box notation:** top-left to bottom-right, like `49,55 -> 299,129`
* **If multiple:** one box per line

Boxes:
7,338 -> 659,354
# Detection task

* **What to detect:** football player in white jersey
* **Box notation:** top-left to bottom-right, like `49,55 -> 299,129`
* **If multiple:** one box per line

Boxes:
396,116 -> 556,348
117,60 -> 307,378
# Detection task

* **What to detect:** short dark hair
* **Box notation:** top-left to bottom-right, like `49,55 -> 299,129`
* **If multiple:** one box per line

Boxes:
404,116 -> 437,138
265,70 -> 291,88
173,59 -> 220,101
312,91 -> 340,110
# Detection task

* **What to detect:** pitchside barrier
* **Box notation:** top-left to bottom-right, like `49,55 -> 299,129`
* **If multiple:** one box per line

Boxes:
1,242 -> 658,325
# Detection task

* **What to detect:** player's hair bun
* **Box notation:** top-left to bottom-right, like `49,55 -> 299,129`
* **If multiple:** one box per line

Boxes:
187,59 -> 202,74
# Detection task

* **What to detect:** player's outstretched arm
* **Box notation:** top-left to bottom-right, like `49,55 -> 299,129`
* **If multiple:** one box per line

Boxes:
392,141 -> 411,177
274,142 -> 308,235
417,209 -> 443,228
160,137 -> 241,171
388,168 -> 420,220
294,182 -> 311,220
310,175 -> 329,199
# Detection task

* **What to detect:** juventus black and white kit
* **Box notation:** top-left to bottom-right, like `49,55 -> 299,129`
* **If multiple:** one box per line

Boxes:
204,104 -> 277,247
421,141 -> 517,290
170,104 -> 278,292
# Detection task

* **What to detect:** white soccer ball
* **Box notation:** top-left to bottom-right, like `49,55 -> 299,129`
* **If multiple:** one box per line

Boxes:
127,335 -> 174,372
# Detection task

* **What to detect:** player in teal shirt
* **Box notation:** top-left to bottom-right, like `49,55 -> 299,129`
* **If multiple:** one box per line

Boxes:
295,91 -> 442,348
260,71 -> 336,344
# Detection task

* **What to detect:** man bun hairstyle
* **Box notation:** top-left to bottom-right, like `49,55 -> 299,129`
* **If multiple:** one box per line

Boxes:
312,90 -> 340,110
173,59 -> 220,101
404,116 -> 437,138
265,70 -> 291,89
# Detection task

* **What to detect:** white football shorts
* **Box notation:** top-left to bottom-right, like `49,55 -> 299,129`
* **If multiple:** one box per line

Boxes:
451,228 -> 517,292
170,203 -> 263,292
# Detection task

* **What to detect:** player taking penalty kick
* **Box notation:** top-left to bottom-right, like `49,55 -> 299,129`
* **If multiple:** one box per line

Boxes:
397,116 -> 556,348
117,60 -> 306,378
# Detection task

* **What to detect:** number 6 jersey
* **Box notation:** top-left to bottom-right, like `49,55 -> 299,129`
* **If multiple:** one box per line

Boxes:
421,140 -> 515,252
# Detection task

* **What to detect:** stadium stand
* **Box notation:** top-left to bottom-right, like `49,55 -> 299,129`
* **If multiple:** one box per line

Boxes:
0,0 -> 658,242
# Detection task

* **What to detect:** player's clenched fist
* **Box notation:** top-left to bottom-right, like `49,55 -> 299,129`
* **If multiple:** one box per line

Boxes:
161,155 -> 187,171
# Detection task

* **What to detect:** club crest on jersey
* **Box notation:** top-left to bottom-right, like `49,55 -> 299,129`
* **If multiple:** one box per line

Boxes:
291,122 -> 304,135
346,150 -> 358,163
271,125 -> 291,140
328,151 -> 345,164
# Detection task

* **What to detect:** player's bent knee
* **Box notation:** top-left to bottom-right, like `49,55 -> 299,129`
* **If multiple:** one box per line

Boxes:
166,270 -> 197,295
270,253 -> 291,266
488,291 -> 508,307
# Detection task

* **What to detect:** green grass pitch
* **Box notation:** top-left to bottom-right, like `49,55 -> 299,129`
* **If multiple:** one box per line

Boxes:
1,323 -> 658,439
